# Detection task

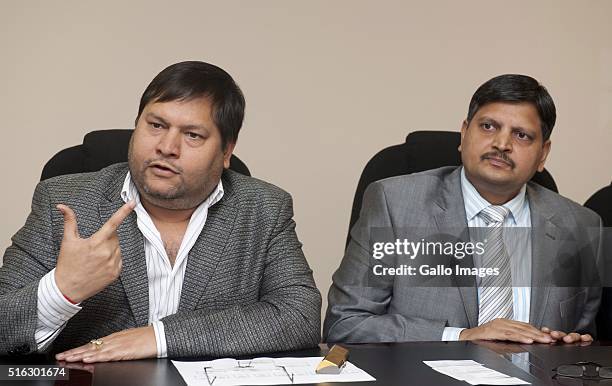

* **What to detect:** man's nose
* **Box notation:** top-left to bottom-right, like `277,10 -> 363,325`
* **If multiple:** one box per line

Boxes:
492,128 -> 513,152
156,128 -> 181,158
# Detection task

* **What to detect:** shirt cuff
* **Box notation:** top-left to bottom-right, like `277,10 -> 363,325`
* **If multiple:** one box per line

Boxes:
36,269 -> 82,349
442,327 -> 466,341
39,268 -> 82,325
152,321 -> 168,358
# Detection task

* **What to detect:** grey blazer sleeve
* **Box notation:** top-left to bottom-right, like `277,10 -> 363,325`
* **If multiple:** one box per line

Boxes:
160,193 -> 322,357
0,182 -> 57,355
324,182 -> 448,342
571,217 -> 605,336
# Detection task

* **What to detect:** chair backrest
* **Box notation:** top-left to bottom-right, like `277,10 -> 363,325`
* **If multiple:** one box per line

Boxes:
585,184 -> 612,341
41,129 -> 250,181
347,130 -> 558,246
584,184 -> 612,227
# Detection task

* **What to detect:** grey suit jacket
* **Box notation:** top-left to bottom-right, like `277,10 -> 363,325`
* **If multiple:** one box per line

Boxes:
0,163 -> 321,356
324,166 -> 603,342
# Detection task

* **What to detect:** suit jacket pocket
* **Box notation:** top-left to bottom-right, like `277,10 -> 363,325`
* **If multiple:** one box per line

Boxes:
559,289 -> 587,331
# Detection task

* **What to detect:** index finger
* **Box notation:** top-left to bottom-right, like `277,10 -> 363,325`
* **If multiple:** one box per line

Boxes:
97,200 -> 136,237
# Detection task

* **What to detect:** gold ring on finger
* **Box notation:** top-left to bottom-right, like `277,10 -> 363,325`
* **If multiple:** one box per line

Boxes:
90,339 -> 104,349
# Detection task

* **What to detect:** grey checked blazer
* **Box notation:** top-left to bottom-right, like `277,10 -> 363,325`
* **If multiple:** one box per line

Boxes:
324,166 -> 603,342
0,163 -> 321,356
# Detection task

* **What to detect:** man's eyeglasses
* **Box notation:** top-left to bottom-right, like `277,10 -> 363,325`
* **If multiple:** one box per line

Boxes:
553,362 -> 612,379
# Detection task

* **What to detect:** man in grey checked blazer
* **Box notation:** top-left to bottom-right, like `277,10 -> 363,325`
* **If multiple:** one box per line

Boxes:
0,61 -> 321,361
325,74 -> 604,345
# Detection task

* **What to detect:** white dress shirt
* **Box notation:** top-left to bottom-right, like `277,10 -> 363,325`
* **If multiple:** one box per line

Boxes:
35,171 -> 223,357
441,167 -> 532,341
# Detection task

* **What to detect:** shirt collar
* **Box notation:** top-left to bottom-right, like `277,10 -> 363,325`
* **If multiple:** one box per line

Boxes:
460,166 -> 527,225
120,171 -> 224,210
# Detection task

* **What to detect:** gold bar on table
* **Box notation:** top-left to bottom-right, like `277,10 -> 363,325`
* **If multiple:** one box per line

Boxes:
316,345 -> 349,374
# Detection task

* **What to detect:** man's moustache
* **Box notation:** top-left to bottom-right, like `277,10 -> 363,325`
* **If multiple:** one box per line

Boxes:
480,151 -> 515,168
144,159 -> 183,173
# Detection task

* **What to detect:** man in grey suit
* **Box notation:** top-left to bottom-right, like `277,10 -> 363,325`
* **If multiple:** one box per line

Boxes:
0,61 -> 321,361
325,74 -> 603,345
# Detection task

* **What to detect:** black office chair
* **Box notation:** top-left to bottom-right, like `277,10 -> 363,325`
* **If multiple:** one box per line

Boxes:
585,184 -> 612,228
585,184 -> 612,341
40,129 -> 250,181
346,130 -> 558,245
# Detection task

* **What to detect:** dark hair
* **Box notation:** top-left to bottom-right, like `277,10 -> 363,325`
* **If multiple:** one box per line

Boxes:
467,74 -> 556,141
136,61 -> 245,149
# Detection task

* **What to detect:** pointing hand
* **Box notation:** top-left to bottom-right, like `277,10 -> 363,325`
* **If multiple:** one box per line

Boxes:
54,200 -> 136,303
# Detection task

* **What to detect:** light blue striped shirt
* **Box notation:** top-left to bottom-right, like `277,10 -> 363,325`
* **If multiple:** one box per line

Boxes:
442,167 -> 532,341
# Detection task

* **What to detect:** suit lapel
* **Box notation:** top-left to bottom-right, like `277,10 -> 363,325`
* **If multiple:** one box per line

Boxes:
100,166 -> 150,327
527,184 -> 561,327
178,172 -> 238,312
98,166 -> 240,322
432,167 -> 479,328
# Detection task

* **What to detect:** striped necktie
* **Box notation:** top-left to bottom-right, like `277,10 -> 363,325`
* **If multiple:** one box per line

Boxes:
477,205 -> 513,325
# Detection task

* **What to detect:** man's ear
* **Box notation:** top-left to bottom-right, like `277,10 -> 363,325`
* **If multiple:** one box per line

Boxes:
537,140 -> 551,172
459,120 -> 468,152
223,142 -> 236,169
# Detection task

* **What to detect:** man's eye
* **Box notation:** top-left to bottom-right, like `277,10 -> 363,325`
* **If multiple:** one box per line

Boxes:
186,132 -> 201,139
150,122 -> 162,129
481,123 -> 494,130
516,132 -> 531,141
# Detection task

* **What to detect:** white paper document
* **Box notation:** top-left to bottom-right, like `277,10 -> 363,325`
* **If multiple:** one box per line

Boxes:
423,360 -> 530,385
172,356 -> 376,386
